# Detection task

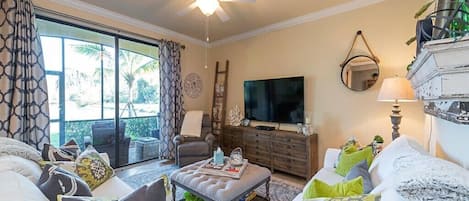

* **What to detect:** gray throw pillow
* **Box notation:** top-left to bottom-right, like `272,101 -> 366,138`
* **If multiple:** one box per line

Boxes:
120,185 -> 146,201
120,178 -> 166,201
38,164 -> 92,201
345,160 -> 373,193
144,178 -> 166,201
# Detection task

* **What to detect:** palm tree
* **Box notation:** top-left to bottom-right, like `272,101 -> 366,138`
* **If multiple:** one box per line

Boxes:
74,43 -> 158,117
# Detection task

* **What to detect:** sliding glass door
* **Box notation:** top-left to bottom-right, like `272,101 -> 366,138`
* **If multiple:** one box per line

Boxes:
37,17 -> 160,167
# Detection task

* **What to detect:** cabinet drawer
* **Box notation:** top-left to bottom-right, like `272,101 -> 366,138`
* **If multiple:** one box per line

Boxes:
244,138 -> 270,148
246,153 -> 270,166
245,143 -> 270,152
245,132 -> 270,141
273,135 -> 305,145
273,156 -> 306,176
272,141 -> 306,151
272,142 -> 307,159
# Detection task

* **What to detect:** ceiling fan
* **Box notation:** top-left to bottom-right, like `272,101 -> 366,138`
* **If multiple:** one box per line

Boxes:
178,0 -> 256,22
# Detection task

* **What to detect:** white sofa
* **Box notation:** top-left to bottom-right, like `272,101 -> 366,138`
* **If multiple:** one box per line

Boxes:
293,135 -> 431,201
0,153 -> 134,201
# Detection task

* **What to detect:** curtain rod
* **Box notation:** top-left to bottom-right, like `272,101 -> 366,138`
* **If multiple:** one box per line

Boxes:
34,6 -> 186,50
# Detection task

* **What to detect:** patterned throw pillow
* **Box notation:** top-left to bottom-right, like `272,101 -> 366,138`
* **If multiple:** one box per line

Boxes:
394,154 -> 469,200
75,146 -> 114,190
38,160 -> 77,173
38,164 -> 92,201
42,139 -> 81,161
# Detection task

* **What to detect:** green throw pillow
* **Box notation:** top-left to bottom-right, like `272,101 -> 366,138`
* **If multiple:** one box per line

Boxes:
343,144 -> 358,154
304,194 -> 380,201
75,146 -> 114,190
303,177 -> 364,199
336,147 -> 373,176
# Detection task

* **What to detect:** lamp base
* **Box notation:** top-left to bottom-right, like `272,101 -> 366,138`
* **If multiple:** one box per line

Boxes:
390,103 -> 402,140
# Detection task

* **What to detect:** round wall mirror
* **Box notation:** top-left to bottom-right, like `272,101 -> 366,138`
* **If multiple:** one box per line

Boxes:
341,55 -> 379,91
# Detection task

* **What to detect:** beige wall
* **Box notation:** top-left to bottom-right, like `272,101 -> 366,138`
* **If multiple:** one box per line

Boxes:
210,0 -> 427,167
33,0 -> 214,113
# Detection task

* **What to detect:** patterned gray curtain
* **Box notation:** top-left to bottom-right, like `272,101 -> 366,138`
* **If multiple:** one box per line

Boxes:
159,40 -> 184,159
0,0 -> 50,150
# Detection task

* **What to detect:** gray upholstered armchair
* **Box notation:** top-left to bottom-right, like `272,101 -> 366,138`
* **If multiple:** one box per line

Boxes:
173,114 -> 215,167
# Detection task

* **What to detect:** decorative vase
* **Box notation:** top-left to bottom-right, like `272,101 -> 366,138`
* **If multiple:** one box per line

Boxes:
302,124 -> 312,136
229,147 -> 243,166
229,105 -> 242,126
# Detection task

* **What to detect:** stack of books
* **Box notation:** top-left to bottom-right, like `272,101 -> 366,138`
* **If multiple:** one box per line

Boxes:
239,191 -> 257,201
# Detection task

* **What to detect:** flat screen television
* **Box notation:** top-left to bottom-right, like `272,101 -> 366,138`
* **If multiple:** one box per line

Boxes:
244,76 -> 304,124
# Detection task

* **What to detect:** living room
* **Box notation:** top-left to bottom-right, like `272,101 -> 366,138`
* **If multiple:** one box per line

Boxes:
0,0 -> 468,200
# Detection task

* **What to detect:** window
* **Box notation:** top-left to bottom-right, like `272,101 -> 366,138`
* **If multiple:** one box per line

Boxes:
37,17 -> 160,167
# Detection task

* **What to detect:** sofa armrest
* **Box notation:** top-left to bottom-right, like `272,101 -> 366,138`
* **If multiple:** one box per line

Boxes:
323,148 -> 341,169
205,133 -> 215,152
173,135 -> 185,147
205,133 -> 215,145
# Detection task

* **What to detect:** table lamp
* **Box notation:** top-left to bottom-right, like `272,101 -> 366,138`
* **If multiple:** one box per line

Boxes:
377,77 -> 416,140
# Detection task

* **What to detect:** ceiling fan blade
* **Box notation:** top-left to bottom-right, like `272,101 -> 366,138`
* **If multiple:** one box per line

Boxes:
219,0 -> 255,2
177,2 -> 198,16
215,6 -> 230,22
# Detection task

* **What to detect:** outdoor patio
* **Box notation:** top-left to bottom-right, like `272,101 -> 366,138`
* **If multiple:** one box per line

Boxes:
50,115 -> 160,166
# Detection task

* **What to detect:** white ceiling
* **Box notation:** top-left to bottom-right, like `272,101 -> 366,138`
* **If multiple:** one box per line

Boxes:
77,0 -> 360,41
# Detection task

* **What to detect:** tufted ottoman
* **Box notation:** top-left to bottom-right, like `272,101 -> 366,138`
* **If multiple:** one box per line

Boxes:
170,160 -> 271,201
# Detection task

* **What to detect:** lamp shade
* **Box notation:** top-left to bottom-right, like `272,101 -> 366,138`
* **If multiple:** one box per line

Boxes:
377,77 -> 416,102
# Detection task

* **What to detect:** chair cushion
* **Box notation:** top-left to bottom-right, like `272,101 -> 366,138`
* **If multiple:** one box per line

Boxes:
178,141 -> 210,157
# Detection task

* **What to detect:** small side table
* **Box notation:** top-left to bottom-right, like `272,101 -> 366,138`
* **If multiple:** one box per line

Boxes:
135,137 -> 160,160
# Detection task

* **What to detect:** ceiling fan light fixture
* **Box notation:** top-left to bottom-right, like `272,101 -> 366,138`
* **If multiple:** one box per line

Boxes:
197,0 -> 219,16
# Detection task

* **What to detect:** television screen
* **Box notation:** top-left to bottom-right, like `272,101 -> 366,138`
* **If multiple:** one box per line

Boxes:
244,76 -> 304,124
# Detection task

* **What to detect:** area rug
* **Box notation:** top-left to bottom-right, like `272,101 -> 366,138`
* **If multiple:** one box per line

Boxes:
119,165 -> 302,201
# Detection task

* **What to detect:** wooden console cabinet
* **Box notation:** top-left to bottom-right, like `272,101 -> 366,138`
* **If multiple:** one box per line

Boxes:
222,126 -> 318,179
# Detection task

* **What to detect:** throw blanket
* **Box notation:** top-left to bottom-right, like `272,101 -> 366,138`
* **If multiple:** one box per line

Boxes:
0,137 -> 42,162
180,111 -> 204,137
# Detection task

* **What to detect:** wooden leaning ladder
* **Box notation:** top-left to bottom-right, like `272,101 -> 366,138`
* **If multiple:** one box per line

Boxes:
211,60 -> 229,147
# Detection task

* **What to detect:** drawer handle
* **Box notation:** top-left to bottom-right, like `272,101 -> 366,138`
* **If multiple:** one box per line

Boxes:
287,139 -> 291,142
